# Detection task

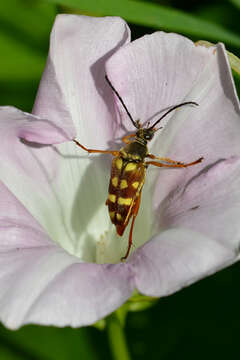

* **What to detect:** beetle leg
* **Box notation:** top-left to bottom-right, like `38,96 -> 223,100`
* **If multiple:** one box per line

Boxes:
122,133 -> 135,144
146,157 -> 203,168
147,153 -> 185,165
74,139 -> 119,156
121,191 -> 142,261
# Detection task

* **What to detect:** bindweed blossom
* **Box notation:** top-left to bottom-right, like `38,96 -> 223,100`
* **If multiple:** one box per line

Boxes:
0,14 -> 240,329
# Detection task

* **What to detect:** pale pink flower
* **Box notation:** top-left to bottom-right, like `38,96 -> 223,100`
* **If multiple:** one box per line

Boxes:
0,15 -> 240,329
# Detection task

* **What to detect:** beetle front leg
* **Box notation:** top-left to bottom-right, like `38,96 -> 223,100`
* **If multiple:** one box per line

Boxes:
73,139 -> 120,156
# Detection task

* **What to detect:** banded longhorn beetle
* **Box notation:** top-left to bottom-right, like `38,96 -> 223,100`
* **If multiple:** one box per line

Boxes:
74,76 -> 203,261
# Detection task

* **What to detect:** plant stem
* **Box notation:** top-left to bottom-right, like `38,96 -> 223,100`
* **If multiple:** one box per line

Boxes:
106,312 -> 131,360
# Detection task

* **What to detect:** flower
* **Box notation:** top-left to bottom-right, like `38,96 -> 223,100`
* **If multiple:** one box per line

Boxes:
0,14 -> 240,329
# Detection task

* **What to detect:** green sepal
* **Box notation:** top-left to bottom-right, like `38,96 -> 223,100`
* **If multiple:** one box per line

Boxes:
126,293 -> 158,312
93,291 -> 157,330
92,318 -> 106,331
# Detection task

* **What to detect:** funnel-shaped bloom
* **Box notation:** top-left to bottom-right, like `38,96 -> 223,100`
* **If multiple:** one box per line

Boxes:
0,15 -> 240,329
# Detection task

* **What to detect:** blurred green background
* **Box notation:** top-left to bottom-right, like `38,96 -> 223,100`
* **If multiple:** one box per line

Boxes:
1,0 -> 240,359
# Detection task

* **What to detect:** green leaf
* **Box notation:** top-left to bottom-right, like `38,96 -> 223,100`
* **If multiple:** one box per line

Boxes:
0,0 -> 56,52
0,32 -> 45,82
0,345 -> 25,360
0,324 -> 97,360
0,0 -> 57,110
0,29 -> 44,110
45,0 -> 240,47
0,0 -> 57,81
230,0 -> 240,10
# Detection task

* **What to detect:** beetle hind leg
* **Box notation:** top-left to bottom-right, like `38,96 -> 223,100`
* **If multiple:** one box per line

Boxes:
121,191 -> 142,261
146,157 -> 203,168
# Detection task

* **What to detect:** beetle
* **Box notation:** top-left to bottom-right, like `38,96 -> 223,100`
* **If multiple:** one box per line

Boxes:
74,76 -> 203,260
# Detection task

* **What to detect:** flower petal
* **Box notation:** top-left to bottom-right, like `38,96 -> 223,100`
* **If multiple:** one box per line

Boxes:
0,105 -> 65,187
0,107 -> 69,249
0,16 -> 131,256
131,228 -> 237,297
152,43 -> 240,209
106,31 -> 215,133
0,181 -> 53,249
0,182 -> 134,329
131,157 -> 240,296
0,106 -> 70,144
23,262 -> 134,328
33,14 -> 131,147
159,157 -> 240,250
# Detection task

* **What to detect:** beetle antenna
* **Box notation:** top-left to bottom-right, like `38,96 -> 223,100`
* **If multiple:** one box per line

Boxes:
149,101 -> 199,130
105,75 -> 139,129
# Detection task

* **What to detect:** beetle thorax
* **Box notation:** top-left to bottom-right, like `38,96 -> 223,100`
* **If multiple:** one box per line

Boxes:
120,140 -> 148,162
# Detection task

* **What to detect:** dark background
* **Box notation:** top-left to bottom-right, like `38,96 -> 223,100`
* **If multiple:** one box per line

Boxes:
0,0 -> 240,359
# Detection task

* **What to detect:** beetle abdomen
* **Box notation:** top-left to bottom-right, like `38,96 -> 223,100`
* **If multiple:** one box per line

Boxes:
106,156 -> 145,236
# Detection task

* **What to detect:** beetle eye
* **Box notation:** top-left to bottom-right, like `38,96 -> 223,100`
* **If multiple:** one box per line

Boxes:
144,133 -> 152,140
